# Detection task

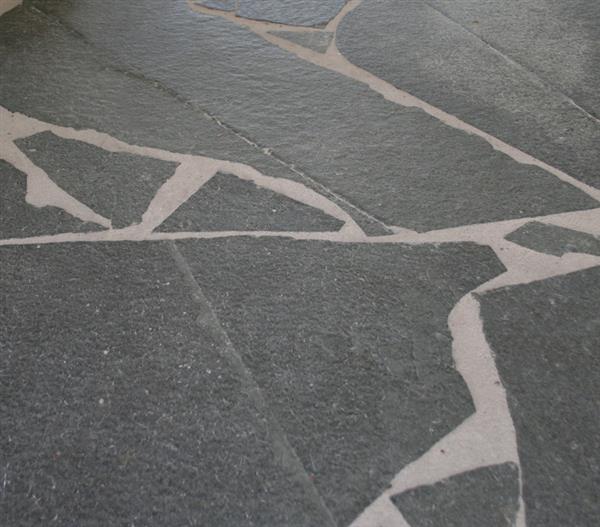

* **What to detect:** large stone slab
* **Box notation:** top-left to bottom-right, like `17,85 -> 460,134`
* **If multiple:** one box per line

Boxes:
0,242 -> 334,526
337,0 -> 600,190
16,132 -> 178,229
237,0 -> 346,27
392,463 -> 520,527
0,159 -> 101,238
479,267 -> 600,526
176,237 -> 506,524
23,0 -> 599,230
156,172 -> 344,232
428,0 -> 600,118
0,7 -> 381,235
506,221 -> 600,257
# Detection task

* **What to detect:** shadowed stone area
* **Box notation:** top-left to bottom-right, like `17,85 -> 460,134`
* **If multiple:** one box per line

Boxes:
392,463 -> 520,527
337,0 -> 600,190
428,0 -> 600,118
0,242 -> 335,527
0,159 -> 101,238
269,30 -> 333,54
0,7 -> 385,235
506,221 -> 600,257
480,267 -> 600,526
237,0 -> 346,27
15,132 -> 178,229
26,0 -> 598,230
176,237 -> 506,524
156,172 -> 344,232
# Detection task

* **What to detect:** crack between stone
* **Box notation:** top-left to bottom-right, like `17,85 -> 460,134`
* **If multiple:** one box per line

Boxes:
25,1 -> 392,235
166,240 -> 339,527
422,0 -> 600,123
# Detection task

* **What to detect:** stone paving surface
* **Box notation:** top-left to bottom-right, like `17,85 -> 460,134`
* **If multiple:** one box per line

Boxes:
0,1 -> 599,526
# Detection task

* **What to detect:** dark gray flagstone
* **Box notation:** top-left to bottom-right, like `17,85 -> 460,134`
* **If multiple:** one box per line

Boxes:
156,172 -> 344,232
0,242 -> 335,526
0,159 -> 102,238
15,132 -> 178,229
337,0 -> 600,190
176,237 -> 506,524
237,0 -> 346,27
23,0 -> 598,230
479,267 -> 600,527
505,221 -> 600,257
392,463 -> 520,527
269,30 -> 333,54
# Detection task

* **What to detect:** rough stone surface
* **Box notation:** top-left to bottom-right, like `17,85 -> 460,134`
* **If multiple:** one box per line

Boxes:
269,30 -> 333,53
506,221 -> 600,257
428,0 -> 600,118
24,0 -> 599,230
480,267 -> 600,527
0,6 -> 384,234
194,0 -> 236,11
237,0 -> 346,27
337,0 -> 600,190
156,172 -> 344,232
15,132 -> 178,228
0,159 -> 101,238
177,237 -> 506,524
392,463 -> 520,527
0,242 -> 334,527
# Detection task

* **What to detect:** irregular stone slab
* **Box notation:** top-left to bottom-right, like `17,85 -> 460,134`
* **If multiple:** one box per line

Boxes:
391,463 -> 520,527
0,242 -> 334,526
506,221 -> 600,257
337,0 -> 600,190
0,7 -> 384,235
24,1 -> 598,229
0,159 -> 101,238
269,30 -> 333,53
194,0 -> 236,11
156,172 -> 344,232
176,237 -> 506,524
479,267 -> 600,526
15,132 -> 178,229
237,0 -> 346,27
428,0 -> 600,118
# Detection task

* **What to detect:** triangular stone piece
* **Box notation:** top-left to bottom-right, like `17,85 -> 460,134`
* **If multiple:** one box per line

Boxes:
0,160 -> 102,239
506,221 -> 600,256
392,464 -> 520,527
156,172 -> 344,232
269,31 -> 333,53
15,132 -> 178,229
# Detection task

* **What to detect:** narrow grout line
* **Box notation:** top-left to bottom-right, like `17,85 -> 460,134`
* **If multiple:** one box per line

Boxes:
422,0 -> 600,124
166,240 -> 339,527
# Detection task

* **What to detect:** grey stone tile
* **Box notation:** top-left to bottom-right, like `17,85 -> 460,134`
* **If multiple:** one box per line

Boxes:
23,1 -> 598,230
0,6 -> 385,234
479,267 -> 600,526
15,132 -> 178,229
391,463 -> 520,527
176,237 -> 506,524
0,159 -> 101,238
194,0 -> 236,11
337,0 -> 600,190
506,221 -> 600,257
0,242 -> 334,527
269,30 -> 333,53
156,172 -> 344,232
427,0 -> 600,118
237,0 -> 346,27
